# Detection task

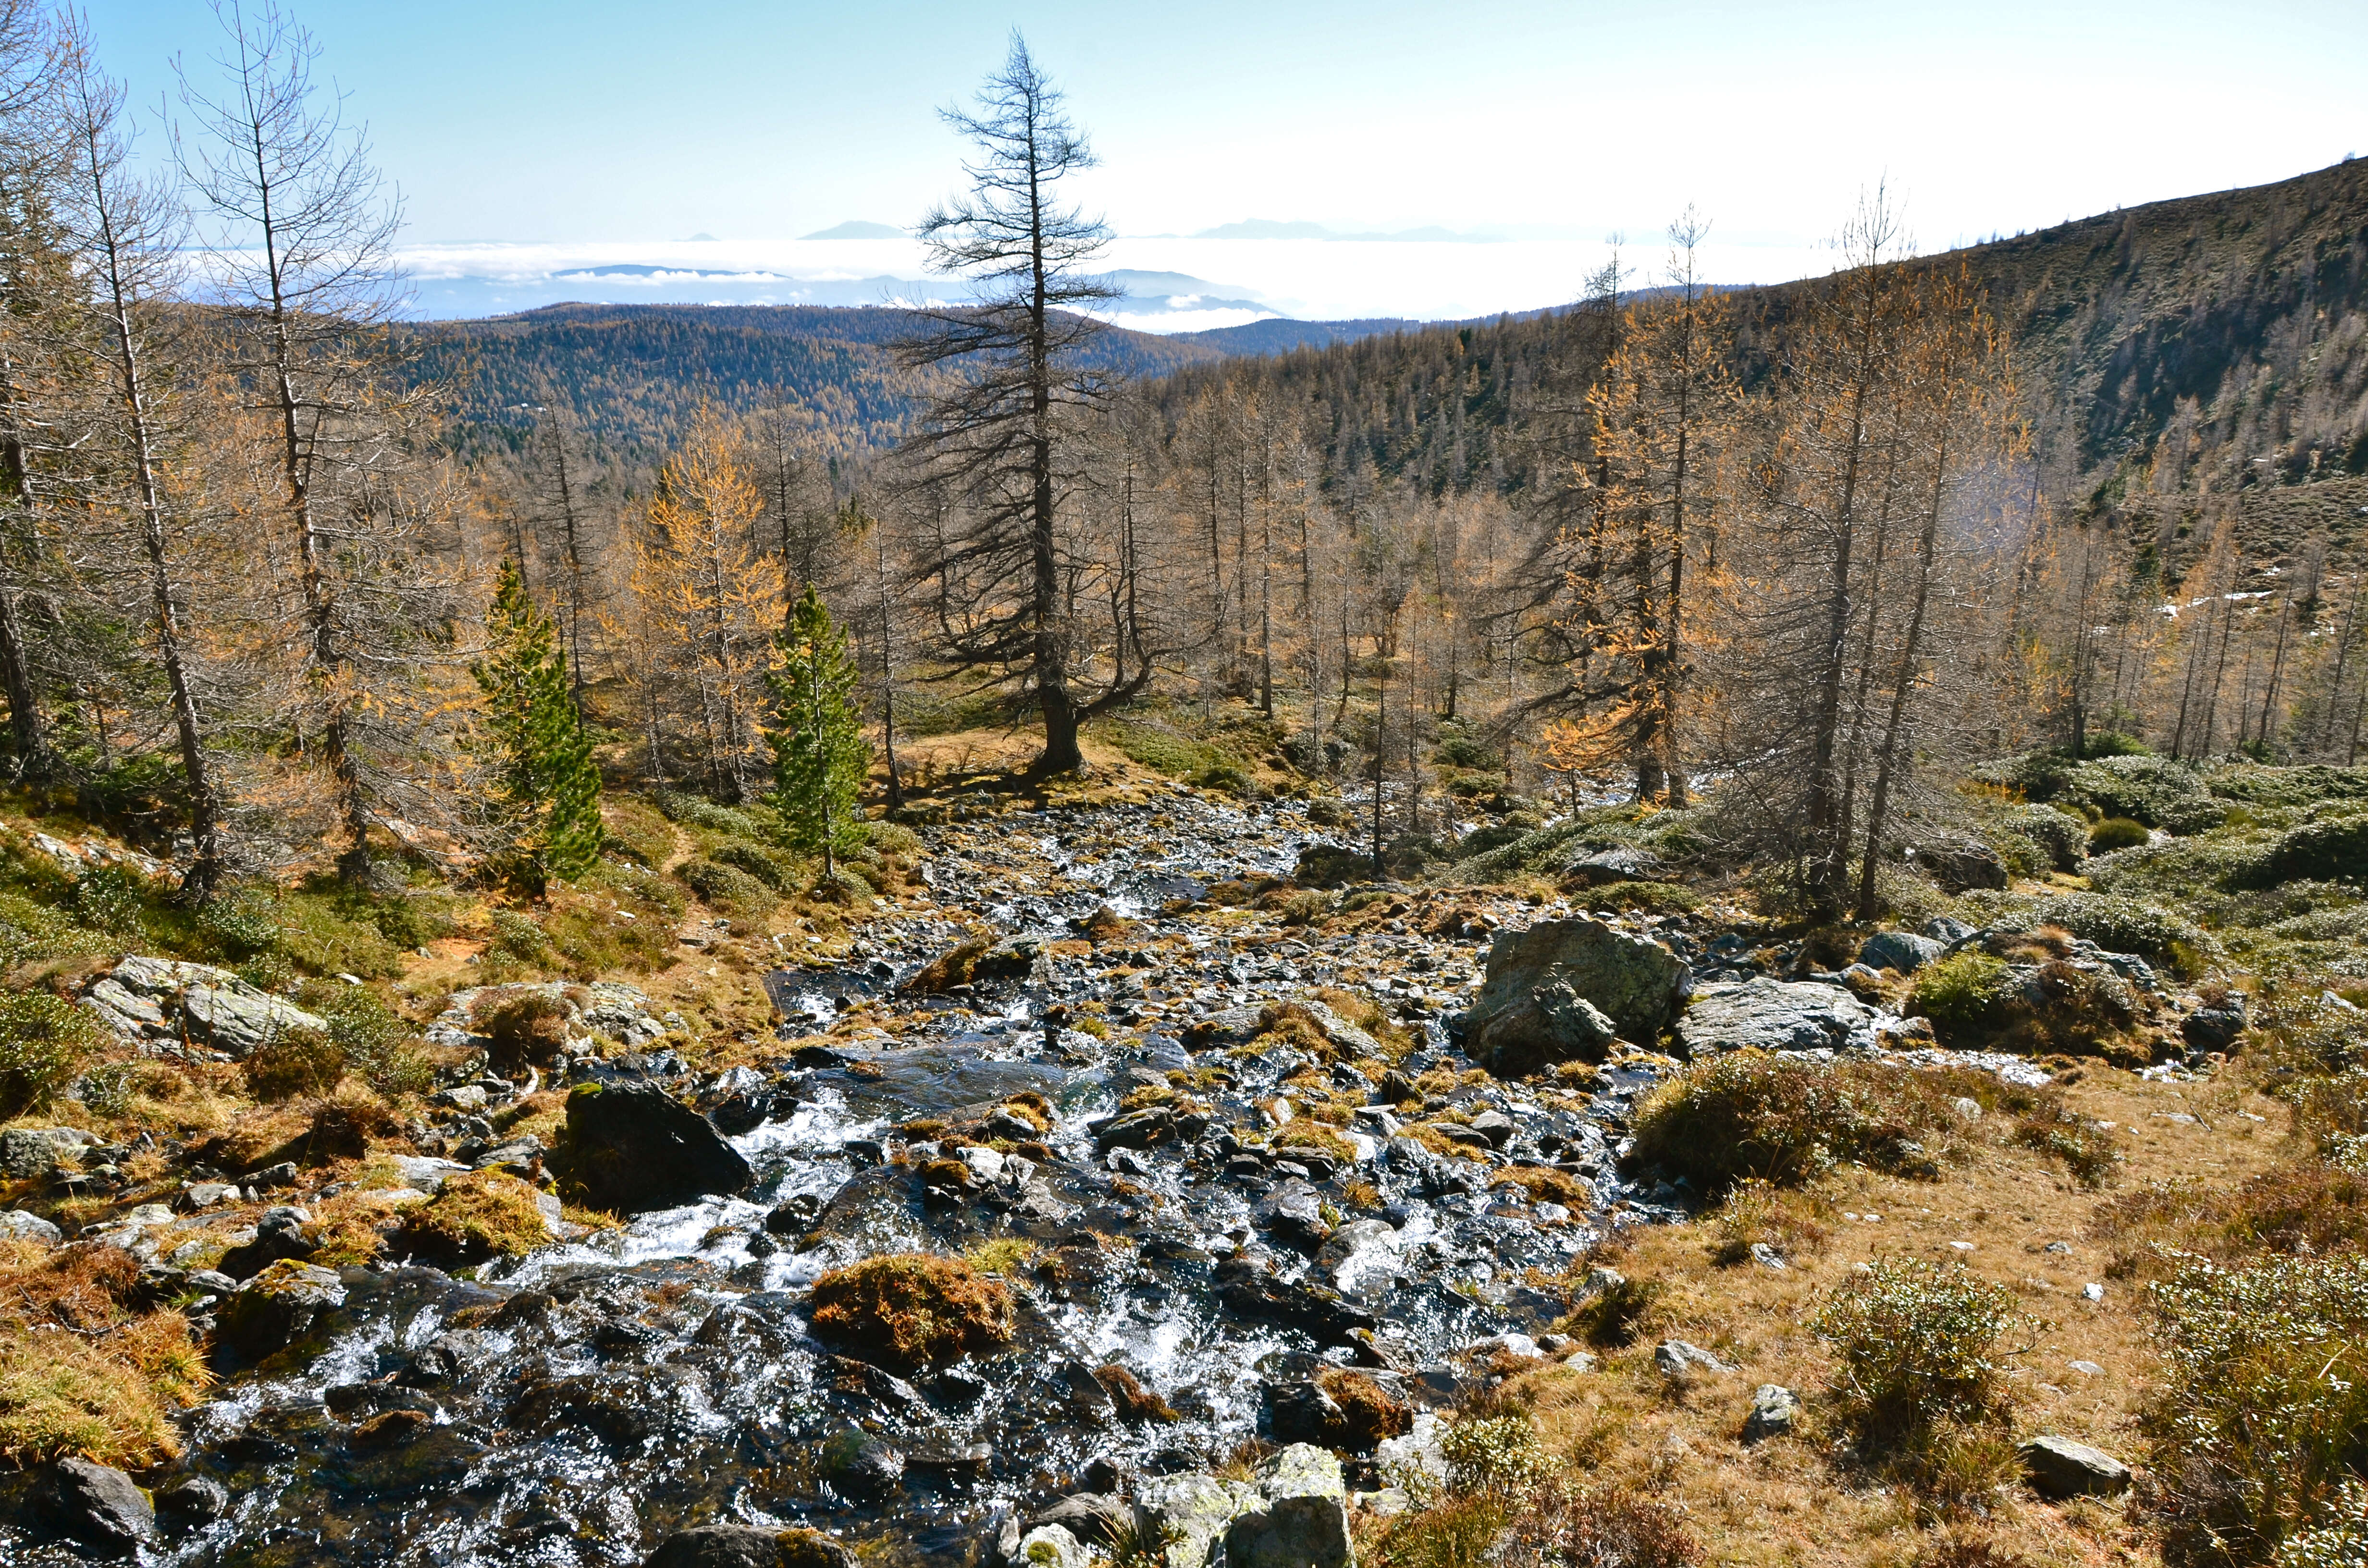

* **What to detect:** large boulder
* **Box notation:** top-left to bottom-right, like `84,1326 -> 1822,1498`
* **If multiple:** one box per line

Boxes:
2018,1434 -> 2132,1499
1859,931 -> 1944,975
1561,846 -> 1668,887
1903,837 -> 2009,893
90,956 -> 325,1056
1134,1474 -> 1263,1568
217,1260 -> 346,1362
29,1458 -> 154,1556
1459,919 -> 1690,1072
1675,978 -> 1881,1056
1225,1444 -> 1353,1568
551,1080 -> 752,1214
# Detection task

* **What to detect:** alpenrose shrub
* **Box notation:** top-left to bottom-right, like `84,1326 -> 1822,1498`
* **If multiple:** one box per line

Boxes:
807,1253 -> 1014,1371
2147,1251 -> 2368,1566
1813,1257 -> 2023,1446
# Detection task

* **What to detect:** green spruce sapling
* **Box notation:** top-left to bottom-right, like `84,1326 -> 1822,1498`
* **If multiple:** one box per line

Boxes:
473,560 -> 603,894
769,583 -> 870,880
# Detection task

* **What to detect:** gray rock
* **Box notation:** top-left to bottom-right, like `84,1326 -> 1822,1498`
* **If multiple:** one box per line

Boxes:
820,1428 -> 905,1499
31,1458 -> 153,1555
1315,1219 -> 1403,1297
550,1079 -> 752,1213
1460,919 -> 1690,1073
1561,846 -> 1667,887
1654,1340 -> 1734,1378
2018,1434 -> 2132,1498
1,1126 -> 92,1178
1676,978 -> 1880,1056
1226,1443 -> 1353,1568
1742,1384 -> 1800,1444
1134,1473 -> 1264,1568
1258,1177 -> 1333,1252
1016,1524 -> 1090,1568
1374,1410 -> 1448,1492
1907,837 -> 2009,893
1,1208 -> 62,1245
157,1476 -> 231,1524
100,956 -> 325,1056
1026,1494 -> 1131,1548
217,1260 -> 346,1361
1468,1110 -> 1516,1148
1860,930 -> 1944,974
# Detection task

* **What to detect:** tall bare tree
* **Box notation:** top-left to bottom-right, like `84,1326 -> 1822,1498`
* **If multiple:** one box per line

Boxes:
175,0 -> 413,878
898,32 -> 1136,774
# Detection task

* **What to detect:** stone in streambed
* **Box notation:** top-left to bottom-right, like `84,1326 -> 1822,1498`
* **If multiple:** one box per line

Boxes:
1225,1444 -> 1354,1568
641,1526 -> 857,1568
1133,1474 -> 1264,1568
550,1080 -> 752,1213
29,1458 -> 154,1556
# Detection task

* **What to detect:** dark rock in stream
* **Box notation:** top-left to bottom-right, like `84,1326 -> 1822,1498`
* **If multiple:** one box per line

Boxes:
215,1260 -> 346,1363
643,1526 -> 858,1568
27,1458 -> 154,1556
549,1079 -> 752,1213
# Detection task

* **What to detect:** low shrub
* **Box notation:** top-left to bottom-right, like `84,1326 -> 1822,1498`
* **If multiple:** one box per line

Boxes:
1996,804 -> 2090,873
1317,1366 -> 1411,1448
655,790 -> 769,841
2147,1251 -> 2368,1566
1496,1479 -> 1702,1568
1626,1052 -> 1949,1192
675,858 -> 778,916
2031,891 -> 2206,961
1577,879 -> 1702,915
1441,1410 -> 1560,1497
241,1028 -> 348,1102
0,990 -> 104,1120
2089,815 -> 2152,853
713,838 -> 798,891
598,795 -> 676,869
1563,1274 -> 1659,1348
1911,952 -> 2020,1042
1813,1257 -> 2023,1461
807,1253 -> 1014,1371
2261,808 -> 2368,887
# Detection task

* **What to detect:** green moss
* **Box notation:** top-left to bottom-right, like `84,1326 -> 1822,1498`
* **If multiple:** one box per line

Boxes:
1909,951 -> 2019,1041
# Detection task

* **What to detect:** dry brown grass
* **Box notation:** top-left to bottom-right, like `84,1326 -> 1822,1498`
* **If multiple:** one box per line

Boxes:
1495,1064 -> 2287,1568
0,1239 -> 210,1467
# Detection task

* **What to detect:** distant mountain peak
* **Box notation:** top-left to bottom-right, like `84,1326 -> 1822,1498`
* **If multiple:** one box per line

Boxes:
801,220 -> 905,240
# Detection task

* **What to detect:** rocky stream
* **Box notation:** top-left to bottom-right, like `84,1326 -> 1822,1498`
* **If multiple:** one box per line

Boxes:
0,785 -> 2174,1567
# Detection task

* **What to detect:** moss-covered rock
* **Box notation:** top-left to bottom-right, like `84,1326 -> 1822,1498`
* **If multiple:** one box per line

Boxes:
807,1253 -> 1013,1372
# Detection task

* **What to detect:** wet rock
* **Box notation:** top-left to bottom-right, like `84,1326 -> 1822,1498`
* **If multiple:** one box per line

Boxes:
1215,1254 -> 1376,1345
821,1428 -> 905,1499
1315,1219 -> 1403,1296
1461,919 -> 1690,1071
1742,1384 -> 1800,1444
1,1208 -> 62,1245
156,1476 -> 230,1526
218,1204 -> 318,1279
1654,1340 -> 1734,1378
217,1260 -> 346,1361
1675,978 -> 1880,1056
1257,1178 -> 1333,1252
907,1441 -> 994,1484
1027,1493 -> 1131,1547
30,1458 -> 154,1556
2018,1434 -> 2132,1499
1225,1444 -> 1353,1568
1093,1106 -> 1175,1151
1134,1473 -> 1263,1568
1859,931 -> 1943,974
1468,1110 -> 1516,1148
551,1080 -> 752,1213
644,1525 -> 850,1568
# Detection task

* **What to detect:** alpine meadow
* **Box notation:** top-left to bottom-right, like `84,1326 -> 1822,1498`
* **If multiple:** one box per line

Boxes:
2,6 -> 2368,1568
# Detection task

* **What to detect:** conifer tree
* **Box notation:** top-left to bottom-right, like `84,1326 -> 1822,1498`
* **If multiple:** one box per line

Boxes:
768,583 -> 868,880
473,560 -> 601,894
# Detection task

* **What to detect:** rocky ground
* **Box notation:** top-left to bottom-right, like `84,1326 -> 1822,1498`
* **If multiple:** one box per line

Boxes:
0,776 -> 2277,1567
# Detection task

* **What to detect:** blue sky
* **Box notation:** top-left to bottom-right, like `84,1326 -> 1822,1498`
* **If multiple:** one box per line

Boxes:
91,0 -> 2368,317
